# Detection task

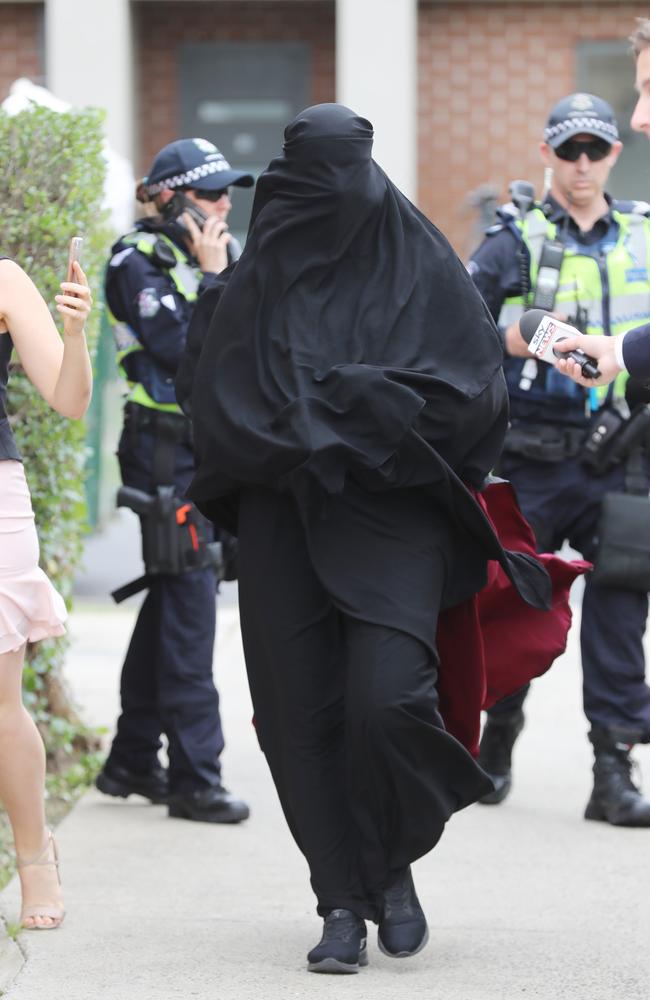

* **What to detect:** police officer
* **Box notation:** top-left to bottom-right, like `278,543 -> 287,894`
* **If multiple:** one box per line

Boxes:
469,94 -> 650,827
95,138 -> 252,823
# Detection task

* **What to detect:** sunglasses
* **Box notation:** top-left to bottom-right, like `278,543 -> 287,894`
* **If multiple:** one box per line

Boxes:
554,138 -> 612,162
195,187 -> 230,202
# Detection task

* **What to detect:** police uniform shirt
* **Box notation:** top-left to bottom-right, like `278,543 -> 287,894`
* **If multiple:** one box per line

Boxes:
106,220 -> 239,381
467,194 -> 618,327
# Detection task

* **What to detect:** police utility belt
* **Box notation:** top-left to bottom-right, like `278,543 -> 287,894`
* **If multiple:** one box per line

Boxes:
504,404 -> 650,473
506,406 -> 650,593
111,402 -> 222,603
504,422 -> 585,463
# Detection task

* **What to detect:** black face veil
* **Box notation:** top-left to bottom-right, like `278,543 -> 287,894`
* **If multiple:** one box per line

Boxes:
187,103 -> 506,513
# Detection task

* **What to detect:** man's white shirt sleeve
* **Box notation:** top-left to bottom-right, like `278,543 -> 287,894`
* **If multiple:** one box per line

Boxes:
614,331 -> 628,372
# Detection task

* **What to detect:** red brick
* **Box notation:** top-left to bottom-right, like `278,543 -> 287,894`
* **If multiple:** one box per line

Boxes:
0,4 -> 43,99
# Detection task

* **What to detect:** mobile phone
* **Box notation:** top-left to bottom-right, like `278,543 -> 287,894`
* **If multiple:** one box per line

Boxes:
162,193 -> 208,232
67,236 -> 84,282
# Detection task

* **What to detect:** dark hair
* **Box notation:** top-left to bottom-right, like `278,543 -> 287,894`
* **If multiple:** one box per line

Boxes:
630,18 -> 650,57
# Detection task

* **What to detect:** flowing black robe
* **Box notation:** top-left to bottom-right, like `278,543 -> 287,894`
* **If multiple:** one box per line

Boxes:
180,104 -> 564,919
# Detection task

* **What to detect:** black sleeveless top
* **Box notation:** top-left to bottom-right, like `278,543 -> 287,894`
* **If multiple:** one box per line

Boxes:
0,257 -> 21,462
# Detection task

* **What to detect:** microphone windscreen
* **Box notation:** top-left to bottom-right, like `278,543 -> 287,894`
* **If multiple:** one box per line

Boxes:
519,309 -> 547,344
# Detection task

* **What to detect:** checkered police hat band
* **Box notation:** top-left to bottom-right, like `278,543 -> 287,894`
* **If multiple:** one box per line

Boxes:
544,117 -> 618,144
145,158 -> 230,196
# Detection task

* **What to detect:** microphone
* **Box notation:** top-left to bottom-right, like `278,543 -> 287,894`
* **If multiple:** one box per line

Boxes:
519,309 -> 601,379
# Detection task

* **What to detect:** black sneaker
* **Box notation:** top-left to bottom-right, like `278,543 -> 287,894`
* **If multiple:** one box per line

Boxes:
307,909 -> 368,974
377,867 -> 429,958
167,784 -> 250,824
95,762 -> 170,804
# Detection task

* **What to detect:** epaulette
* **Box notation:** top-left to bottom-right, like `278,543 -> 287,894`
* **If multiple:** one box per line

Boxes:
613,199 -> 650,217
484,223 -> 505,236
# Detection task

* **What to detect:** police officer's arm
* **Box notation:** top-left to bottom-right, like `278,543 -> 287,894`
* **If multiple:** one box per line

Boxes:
106,248 -> 205,373
468,228 -> 531,358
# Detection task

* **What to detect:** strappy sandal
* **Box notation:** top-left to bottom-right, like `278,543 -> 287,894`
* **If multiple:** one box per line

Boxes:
17,829 -> 65,930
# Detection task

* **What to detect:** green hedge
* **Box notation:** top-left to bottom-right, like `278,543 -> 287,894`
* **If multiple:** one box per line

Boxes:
0,105 -> 110,758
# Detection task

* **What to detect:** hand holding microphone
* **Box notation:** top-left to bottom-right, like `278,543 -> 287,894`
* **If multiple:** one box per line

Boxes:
519,309 -> 602,380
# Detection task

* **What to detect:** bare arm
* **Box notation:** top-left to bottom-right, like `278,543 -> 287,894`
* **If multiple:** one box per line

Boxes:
0,259 -> 92,419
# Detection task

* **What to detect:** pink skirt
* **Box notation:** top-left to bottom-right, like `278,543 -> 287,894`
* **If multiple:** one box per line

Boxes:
0,460 -> 67,655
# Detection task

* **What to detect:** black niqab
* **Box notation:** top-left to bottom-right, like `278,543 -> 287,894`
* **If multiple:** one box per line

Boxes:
187,103 -> 505,504
185,104 -> 549,610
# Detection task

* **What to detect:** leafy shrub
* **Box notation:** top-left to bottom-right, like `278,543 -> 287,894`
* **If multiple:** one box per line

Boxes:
0,104 -> 110,759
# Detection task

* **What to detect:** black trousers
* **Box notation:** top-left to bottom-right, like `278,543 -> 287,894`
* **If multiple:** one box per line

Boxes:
237,487 -> 491,921
107,425 -> 224,791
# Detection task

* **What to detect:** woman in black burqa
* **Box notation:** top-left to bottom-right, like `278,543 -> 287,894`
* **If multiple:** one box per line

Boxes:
181,104 -> 554,973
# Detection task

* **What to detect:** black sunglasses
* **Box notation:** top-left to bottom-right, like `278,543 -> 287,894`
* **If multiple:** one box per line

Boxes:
195,187 -> 230,202
554,138 -> 612,162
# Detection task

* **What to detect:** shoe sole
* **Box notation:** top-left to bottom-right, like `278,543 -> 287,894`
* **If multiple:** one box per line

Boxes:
95,774 -> 168,805
168,804 -> 249,823
478,783 -> 511,806
308,946 -> 368,974
377,924 -> 429,959
584,804 -> 650,827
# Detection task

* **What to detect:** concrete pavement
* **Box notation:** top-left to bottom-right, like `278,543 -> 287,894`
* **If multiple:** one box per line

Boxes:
0,521 -> 649,998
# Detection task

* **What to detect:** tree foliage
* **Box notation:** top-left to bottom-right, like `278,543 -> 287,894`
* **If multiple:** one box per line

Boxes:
0,104 -> 110,760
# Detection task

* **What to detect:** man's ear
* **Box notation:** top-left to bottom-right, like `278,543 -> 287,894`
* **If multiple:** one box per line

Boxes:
539,142 -> 553,167
608,140 -> 623,166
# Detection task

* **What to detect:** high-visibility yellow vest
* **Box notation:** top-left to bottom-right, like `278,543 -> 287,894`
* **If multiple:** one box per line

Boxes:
111,231 -> 202,414
500,206 -> 650,399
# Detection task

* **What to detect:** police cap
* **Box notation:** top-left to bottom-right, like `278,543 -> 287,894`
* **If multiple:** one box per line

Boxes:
543,93 -> 619,149
143,138 -> 254,197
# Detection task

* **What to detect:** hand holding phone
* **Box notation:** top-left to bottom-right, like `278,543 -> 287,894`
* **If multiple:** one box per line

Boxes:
56,236 -> 91,336
67,236 -> 84,286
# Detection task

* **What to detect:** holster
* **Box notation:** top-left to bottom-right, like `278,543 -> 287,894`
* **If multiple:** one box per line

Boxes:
503,422 -> 585,463
592,445 -> 650,592
112,404 -> 222,603
112,485 -> 222,602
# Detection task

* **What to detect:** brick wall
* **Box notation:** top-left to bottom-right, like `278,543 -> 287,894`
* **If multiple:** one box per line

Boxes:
0,3 -> 43,101
136,1 -> 648,253
419,2 -> 650,255
133,0 -> 335,174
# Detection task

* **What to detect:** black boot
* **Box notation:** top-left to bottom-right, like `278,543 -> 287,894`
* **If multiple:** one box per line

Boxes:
477,708 -> 525,805
307,909 -> 368,974
168,784 -> 250,824
95,761 -> 170,804
377,866 -> 429,958
584,729 -> 650,827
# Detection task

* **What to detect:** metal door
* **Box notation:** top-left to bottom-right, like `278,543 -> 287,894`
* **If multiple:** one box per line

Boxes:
180,42 -> 311,244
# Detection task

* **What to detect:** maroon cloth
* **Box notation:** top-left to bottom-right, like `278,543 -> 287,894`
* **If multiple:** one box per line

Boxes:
437,480 -> 589,757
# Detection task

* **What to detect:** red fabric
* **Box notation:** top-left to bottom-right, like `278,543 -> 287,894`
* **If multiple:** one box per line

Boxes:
436,480 -> 590,757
